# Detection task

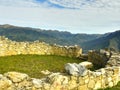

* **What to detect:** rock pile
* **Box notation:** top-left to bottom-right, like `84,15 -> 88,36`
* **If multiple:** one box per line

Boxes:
106,52 -> 120,67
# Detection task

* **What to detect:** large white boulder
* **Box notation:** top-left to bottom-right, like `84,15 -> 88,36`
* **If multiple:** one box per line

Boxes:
65,63 -> 87,76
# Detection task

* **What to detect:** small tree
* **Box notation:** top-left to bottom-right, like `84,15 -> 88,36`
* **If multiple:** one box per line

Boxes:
88,50 -> 108,69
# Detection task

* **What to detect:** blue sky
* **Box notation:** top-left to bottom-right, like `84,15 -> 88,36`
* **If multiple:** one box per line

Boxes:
0,0 -> 120,34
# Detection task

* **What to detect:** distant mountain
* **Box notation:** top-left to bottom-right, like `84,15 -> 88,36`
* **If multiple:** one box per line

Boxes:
1,24 -> 120,52
0,24 -> 101,46
82,30 -> 120,52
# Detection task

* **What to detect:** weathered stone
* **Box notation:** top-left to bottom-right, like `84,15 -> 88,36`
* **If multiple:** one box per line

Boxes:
100,68 -> 106,75
68,76 -> 78,89
0,79 -> 12,90
94,80 -> 101,90
101,79 -> 107,88
79,61 -> 93,69
113,67 -> 119,75
0,74 -> 3,79
65,63 -> 87,76
108,77 -> 112,82
94,72 -> 101,76
79,77 -> 85,85
32,79 -> 43,88
84,78 -> 89,84
65,63 -> 79,76
41,70 -> 51,75
106,52 -> 120,67
42,83 -> 50,90
17,79 -> 33,90
88,80 -> 95,89
78,85 -> 89,90
4,72 -> 29,83
47,73 -> 69,90
108,81 -> 114,87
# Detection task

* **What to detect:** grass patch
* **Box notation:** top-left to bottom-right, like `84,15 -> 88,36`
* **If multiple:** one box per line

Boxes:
0,54 -> 83,78
98,82 -> 120,90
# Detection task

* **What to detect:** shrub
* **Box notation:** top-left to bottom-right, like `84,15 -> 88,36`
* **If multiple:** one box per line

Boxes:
88,51 -> 108,69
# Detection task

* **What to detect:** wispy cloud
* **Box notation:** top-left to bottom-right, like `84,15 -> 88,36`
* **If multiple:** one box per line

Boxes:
0,0 -> 37,7
1,0 -> 119,9
0,0 -> 120,34
48,0 -> 120,9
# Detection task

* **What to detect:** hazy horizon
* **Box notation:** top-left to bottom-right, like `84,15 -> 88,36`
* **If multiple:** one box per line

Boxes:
1,23 -> 119,34
0,0 -> 120,34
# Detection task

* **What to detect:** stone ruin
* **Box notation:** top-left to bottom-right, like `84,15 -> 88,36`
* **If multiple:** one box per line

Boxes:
0,36 -> 82,57
0,60 -> 120,90
0,36 -> 120,90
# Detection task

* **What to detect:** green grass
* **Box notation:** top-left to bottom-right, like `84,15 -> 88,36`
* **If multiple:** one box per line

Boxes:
0,54 -> 120,90
98,82 -> 120,90
0,54 -> 83,78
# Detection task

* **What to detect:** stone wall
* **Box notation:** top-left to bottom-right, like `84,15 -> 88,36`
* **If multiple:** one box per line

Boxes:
0,36 -> 82,57
106,52 -> 120,67
1,36 -> 120,90
0,64 -> 120,90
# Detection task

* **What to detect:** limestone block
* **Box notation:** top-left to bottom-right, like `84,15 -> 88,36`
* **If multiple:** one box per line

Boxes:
84,78 -> 89,84
88,79 -> 95,89
78,77 -> 85,85
65,63 -> 87,76
94,80 -> 101,90
4,72 -> 29,83
47,72 -> 69,90
42,83 -> 50,90
79,61 -> 93,69
32,79 -> 43,88
108,81 -> 114,87
100,69 -> 106,75
0,79 -> 12,90
108,77 -> 112,82
65,63 -> 79,76
68,76 -> 78,89
78,85 -> 89,90
41,70 -> 51,75
79,69 -> 88,76
17,79 -> 33,90
94,72 -> 101,77
113,67 -> 119,75
0,74 -> 3,79
101,79 -> 107,88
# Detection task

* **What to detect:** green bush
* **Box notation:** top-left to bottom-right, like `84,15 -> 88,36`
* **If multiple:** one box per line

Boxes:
88,51 -> 108,69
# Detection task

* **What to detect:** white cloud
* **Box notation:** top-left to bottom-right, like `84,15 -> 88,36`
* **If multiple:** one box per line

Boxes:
0,0 -> 120,34
48,0 -> 120,9
0,0 -> 36,7
0,0 -> 51,8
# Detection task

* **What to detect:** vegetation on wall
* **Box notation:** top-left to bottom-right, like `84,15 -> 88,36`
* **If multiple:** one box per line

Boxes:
88,51 -> 109,69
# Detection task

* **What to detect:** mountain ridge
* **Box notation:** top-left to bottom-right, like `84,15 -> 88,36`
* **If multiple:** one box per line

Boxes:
0,24 -> 120,52
0,24 -> 101,45
82,30 -> 120,51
